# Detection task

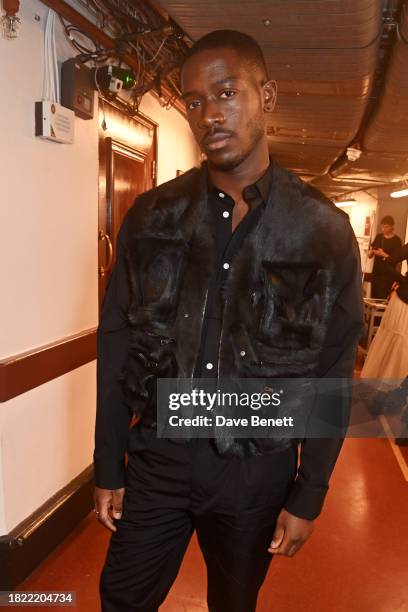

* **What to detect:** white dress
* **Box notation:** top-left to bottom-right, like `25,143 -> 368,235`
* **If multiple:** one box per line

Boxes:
361,291 -> 408,379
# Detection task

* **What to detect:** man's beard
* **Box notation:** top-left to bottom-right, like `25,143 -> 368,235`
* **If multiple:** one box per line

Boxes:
206,116 -> 265,172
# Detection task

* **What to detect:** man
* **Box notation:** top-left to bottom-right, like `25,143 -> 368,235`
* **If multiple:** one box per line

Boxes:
94,30 -> 364,612
368,215 -> 402,298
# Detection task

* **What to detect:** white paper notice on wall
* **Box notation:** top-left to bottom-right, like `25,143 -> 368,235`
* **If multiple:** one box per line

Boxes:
35,100 -> 75,144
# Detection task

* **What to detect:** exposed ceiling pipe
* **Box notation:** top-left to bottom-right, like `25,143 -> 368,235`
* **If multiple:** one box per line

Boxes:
322,0 -> 405,183
328,158 -> 354,179
335,177 -> 391,184
332,180 -> 392,198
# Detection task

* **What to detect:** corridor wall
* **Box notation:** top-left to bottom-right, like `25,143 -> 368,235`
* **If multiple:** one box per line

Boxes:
0,0 -> 199,536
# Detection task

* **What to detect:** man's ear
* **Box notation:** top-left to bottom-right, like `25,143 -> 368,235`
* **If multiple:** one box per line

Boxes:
263,79 -> 277,113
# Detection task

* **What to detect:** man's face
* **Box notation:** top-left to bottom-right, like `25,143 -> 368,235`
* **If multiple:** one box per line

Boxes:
180,47 -> 276,171
381,223 -> 393,236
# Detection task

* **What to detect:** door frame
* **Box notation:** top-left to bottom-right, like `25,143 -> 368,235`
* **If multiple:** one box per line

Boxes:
105,138 -> 146,249
98,103 -> 158,307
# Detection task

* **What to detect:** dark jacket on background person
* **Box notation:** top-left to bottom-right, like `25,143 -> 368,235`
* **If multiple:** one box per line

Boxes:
370,232 -> 402,298
94,159 -> 364,520
387,243 -> 408,303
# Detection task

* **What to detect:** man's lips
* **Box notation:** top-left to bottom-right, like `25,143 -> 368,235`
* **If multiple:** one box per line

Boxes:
202,133 -> 233,151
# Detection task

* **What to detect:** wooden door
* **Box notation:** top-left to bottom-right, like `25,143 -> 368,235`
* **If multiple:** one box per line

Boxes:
98,102 -> 157,307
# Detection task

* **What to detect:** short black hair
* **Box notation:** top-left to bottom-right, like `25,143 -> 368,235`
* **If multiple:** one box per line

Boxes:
181,29 -> 269,82
381,215 -> 395,225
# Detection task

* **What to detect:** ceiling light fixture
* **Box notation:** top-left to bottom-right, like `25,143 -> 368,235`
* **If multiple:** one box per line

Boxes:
390,188 -> 408,198
335,199 -> 356,207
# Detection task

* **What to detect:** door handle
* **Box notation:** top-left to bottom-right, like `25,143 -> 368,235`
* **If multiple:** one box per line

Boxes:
98,230 -> 113,277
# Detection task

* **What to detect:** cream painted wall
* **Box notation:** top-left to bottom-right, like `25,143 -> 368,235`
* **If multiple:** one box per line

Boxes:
375,186 -> 408,274
336,193 -> 378,274
0,0 -> 99,360
0,0 -> 99,537
0,363 -> 96,531
376,184 -> 408,246
0,446 -> 5,536
139,94 -> 200,183
0,0 -> 199,535
344,201 -> 377,240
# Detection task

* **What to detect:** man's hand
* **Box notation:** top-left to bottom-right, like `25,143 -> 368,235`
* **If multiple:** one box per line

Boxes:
268,508 -> 314,557
94,486 -> 125,532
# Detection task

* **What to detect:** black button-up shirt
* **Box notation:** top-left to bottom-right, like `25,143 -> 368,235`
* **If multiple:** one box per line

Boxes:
195,161 -> 272,378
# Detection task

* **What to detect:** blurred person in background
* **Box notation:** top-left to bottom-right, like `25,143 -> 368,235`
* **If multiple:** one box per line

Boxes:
368,215 -> 402,299
362,242 -> 408,445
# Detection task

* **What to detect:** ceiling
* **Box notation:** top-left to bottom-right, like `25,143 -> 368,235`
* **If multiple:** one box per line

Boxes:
154,0 -> 408,198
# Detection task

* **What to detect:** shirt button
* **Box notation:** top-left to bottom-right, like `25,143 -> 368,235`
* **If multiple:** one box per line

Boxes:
206,362 -> 214,370
183,313 -> 189,318
223,211 -> 230,218
223,262 -> 230,270
240,350 -> 246,357
219,192 -> 225,198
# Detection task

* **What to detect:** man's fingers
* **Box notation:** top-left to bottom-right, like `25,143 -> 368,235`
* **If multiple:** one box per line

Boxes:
98,508 -> 118,532
269,509 -> 314,556
268,528 -> 290,555
269,520 -> 285,550
287,541 -> 304,556
94,494 -> 118,533
94,487 -> 123,532
280,538 -> 303,557
268,536 -> 303,557
112,488 -> 125,520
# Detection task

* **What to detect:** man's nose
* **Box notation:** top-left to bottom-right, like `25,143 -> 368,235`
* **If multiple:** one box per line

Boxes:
198,101 -> 225,129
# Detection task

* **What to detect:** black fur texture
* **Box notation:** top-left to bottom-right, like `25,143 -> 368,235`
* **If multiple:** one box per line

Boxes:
120,159 -> 352,456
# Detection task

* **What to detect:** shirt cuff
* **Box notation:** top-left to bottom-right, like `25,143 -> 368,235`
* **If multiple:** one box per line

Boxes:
284,478 -> 328,520
93,457 -> 126,490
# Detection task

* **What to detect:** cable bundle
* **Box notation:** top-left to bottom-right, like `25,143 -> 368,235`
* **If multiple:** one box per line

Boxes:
73,0 -> 187,109
43,9 -> 59,103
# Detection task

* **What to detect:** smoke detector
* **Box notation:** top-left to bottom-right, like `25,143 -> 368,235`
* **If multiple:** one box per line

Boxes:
346,147 -> 362,162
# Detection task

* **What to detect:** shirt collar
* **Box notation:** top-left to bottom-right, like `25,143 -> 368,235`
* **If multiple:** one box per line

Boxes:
206,157 -> 274,209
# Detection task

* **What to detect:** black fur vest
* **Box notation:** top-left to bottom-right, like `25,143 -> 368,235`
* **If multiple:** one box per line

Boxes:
120,159 -> 352,456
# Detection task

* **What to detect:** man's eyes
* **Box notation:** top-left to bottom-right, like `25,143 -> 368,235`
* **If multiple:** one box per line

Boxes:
219,89 -> 236,99
187,100 -> 201,110
186,90 -> 237,110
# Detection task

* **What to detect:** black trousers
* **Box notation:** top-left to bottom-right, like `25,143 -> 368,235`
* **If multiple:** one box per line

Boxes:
100,425 -> 297,612
371,275 -> 393,299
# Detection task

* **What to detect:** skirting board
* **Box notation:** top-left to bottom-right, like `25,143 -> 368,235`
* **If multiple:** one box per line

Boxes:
0,465 -> 94,590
